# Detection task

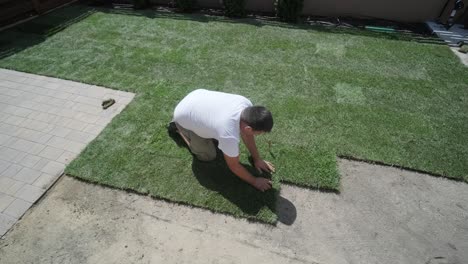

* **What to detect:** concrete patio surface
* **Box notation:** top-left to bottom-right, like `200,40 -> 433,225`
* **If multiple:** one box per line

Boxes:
426,22 -> 468,66
0,68 -> 134,237
0,159 -> 466,264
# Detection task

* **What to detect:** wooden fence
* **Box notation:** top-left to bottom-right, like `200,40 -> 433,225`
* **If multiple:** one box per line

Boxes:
0,0 -> 75,26
148,0 -> 451,22
1,0 -> 466,25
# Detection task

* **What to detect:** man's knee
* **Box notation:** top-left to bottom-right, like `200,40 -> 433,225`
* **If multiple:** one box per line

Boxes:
194,141 -> 217,161
190,136 -> 216,162
195,151 -> 217,162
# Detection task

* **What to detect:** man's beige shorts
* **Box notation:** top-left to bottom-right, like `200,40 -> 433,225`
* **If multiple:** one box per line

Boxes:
175,123 -> 217,161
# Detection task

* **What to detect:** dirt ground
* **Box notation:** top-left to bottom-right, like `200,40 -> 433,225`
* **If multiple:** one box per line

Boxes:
0,159 -> 467,264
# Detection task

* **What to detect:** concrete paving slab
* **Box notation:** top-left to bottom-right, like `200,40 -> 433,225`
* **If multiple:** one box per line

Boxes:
426,22 -> 468,66
0,213 -> 15,231
426,22 -> 468,46
0,68 -> 135,237
0,159 -> 466,264
32,173 -> 57,190
14,184 -> 44,203
2,199 -> 31,218
12,167 -> 42,184
0,194 -> 14,212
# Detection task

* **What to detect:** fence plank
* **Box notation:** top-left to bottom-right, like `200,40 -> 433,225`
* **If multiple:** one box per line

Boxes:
0,0 -> 74,26
31,0 -> 41,13
0,0 -> 34,25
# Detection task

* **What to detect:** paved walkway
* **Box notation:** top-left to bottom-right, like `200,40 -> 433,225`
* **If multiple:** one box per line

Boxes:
0,69 -> 134,237
426,22 -> 468,66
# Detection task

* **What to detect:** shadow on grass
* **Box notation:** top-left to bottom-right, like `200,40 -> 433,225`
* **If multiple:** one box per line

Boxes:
0,2 -> 444,62
168,123 -> 296,225
192,157 -> 296,225
99,6 -> 444,45
0,4 -> 96,60
167,121 -> 188,149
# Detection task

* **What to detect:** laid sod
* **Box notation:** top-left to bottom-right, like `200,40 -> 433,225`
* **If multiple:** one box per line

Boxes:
1,5 -> 467,222
65,86 -> 281,223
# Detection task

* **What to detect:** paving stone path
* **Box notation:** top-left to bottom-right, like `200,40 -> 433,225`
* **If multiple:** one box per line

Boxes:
0,69 -> 134,237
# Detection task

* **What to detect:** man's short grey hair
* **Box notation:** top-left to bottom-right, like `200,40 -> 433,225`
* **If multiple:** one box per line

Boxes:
240,106 -> 273,132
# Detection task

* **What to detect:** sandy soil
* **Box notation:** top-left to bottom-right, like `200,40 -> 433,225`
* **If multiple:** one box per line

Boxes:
0,159 -> 467,264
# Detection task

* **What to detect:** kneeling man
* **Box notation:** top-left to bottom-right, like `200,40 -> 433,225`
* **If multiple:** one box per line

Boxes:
172,89 -> 275,192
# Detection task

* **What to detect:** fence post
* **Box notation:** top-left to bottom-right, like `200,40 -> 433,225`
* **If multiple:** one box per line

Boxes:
31,0 -> 42,14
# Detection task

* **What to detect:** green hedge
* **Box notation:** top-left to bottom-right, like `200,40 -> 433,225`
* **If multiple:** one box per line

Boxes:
223,0 -> 246,17
133,0 -> 149,9
175,0 -> 196,12
276,0 -> 303,22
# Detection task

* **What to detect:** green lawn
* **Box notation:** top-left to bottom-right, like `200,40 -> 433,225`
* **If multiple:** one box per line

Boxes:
1,5 -> 467,223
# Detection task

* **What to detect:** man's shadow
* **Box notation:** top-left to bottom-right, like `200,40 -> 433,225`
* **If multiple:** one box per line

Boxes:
167,123 -> 296,225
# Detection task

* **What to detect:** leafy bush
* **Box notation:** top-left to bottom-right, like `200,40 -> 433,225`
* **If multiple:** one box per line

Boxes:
89,0 -> 108,6
175,0 -> 196,12
275,0 -> 303,22
133,0 -> 149,9
223,0 -> 246,17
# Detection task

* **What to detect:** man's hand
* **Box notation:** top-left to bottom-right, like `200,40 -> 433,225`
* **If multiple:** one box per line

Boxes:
254,159 -> 275,174
253,177 -> 272,192
224,154 -> 274,192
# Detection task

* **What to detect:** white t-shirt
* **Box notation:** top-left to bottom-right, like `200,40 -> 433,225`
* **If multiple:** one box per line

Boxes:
173,89 -> 253,157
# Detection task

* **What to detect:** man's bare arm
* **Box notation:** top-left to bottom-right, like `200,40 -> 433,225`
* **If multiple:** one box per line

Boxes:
241,133 -> 275,173
241,132 -> 260,161
224,154 -> 272,192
